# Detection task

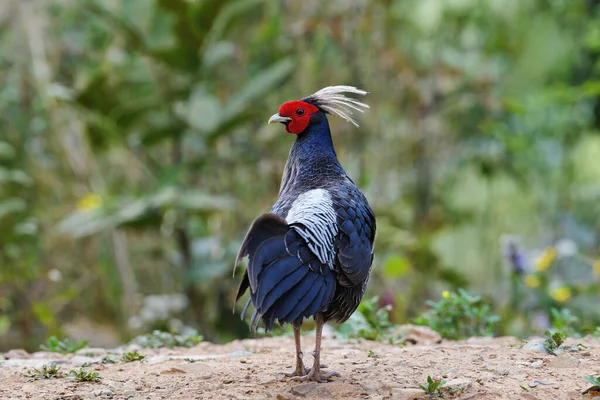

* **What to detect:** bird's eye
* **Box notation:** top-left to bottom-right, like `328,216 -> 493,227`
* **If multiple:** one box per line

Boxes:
296,108 -> 305,116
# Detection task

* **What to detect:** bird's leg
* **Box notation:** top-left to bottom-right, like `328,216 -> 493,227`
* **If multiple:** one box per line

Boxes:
283,323 -> 307,377
292,313 -> 340,382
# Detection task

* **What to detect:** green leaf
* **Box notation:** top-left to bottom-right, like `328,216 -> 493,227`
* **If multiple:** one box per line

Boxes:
584,375 -> 600,387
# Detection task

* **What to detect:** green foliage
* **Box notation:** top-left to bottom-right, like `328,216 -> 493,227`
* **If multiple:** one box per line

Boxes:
68,368 -> 102,383
414,289 -> 500,340
594,327 -> 600,338
419,376 -> 446,397
2,0 -> 600,350
585,375 -> 600,387
101,356 -> 118,364
130,330 -> 202,349
24,364 -> 63,381
337,297 -> 395,341
543,330 -> 567,356
550,308 -> 580,336
40,337 -> 88,354
184,358 -> 200,363
120,350 -> 146,362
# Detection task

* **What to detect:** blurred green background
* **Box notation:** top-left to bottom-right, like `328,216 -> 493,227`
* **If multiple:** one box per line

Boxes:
1,0 -> 600,351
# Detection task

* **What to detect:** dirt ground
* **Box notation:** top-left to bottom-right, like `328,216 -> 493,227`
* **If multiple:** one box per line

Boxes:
1,330 -> 599,400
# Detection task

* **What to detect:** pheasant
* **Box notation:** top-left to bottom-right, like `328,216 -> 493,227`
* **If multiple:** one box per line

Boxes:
234,86 -> 376,382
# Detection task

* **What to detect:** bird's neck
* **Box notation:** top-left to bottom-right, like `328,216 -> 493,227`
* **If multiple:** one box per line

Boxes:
280,115 -> 344,194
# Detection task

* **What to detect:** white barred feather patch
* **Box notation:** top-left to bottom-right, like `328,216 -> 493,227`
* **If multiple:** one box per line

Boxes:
302,86 -> 369,127
286,189 -> 338,269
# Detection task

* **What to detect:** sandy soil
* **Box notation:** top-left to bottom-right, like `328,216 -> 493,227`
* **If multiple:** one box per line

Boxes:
1,332 -> 599,400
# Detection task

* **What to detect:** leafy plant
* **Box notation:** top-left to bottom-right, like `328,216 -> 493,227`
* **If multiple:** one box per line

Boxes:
419,375 -> 446,397
585,375 -> 600,387
414,289 -> 500,340
543,330 -> 567,355
130,330 -> 202,348
24,363 -> 63,381
337,297 -> 394,341
68,368 -> 102,382
583,375 -> 600,395
101,356 -> 118,364
120,350 -> 146,362
40,336 -> 88,354
550,308 -> 580,336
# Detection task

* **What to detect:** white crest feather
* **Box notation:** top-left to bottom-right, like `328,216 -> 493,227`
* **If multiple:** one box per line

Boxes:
302,85 -> 369,127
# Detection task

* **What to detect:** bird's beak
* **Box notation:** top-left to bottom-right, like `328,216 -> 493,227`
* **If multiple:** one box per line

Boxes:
268,113 -> 292,124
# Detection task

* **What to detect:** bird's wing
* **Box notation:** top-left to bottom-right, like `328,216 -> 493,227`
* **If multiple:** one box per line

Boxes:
334,187 -> 376,287
234,212 -> 336,331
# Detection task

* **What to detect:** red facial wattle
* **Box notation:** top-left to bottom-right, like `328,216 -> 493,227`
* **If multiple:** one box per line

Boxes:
276,101 -> 319,134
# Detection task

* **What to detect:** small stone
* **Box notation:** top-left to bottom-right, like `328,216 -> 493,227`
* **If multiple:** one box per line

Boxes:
276,393 -> 293,400
135,386 -> 143,391
259,376 -> 278,385
3,349 -> 29,359
291,383 -> 320,397
395,325 -> 442,345
528,381 -> 538,388
390,388 -> 425,400
91,389 -> 113,397
522,339 -> 549,354
531,360 -> 543,368
445,378 -> 473,392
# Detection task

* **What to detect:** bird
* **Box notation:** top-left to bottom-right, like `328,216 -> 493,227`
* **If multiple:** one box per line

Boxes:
234,86 -> 376,382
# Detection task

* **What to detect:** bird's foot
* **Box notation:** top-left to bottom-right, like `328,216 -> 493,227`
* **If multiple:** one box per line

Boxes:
282,364 -> 328,377
282,367 -> 306,377
291,369 -> 340,382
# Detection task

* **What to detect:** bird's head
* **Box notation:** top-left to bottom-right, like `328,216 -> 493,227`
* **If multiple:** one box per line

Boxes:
268,86 -> 369,135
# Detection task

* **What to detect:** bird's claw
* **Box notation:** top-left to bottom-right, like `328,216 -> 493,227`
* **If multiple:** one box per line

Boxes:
282,367 -> 306,377
291,370 -> 340,382
282,364 -> 327,377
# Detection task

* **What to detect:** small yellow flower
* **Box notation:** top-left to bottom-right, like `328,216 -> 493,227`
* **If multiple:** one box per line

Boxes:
524,275 -> 540,288
442,290 -> 450,299
550,287 -> 571,303
77,193 -> 102,211
593,260 -> 600,277
535,247 -> 557,272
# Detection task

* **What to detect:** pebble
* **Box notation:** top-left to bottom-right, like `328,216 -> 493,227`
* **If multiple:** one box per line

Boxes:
394,325 -> 442,345
90,388 -> 113,397
3,349 -> 29,360
259,376 -> 278,385
531,360 -> 544,368
522,339 -> 550,354
291,383 -> 319,397
445,378 -> 473,392
276,392 -> 293,400
390,388 -> 425,400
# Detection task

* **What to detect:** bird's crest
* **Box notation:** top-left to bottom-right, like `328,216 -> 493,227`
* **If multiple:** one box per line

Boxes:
302,86 -> 369,127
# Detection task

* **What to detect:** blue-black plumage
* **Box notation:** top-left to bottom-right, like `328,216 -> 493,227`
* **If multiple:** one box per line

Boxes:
234,86 -> 376,382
